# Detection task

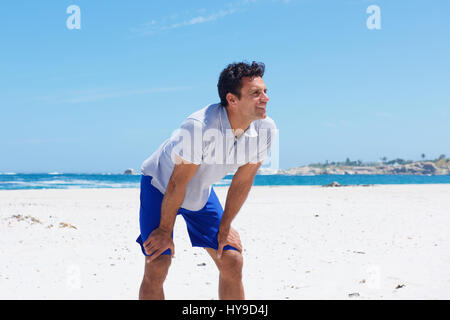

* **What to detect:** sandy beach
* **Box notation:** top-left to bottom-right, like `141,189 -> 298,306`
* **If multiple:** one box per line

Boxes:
1,184 -> 449,300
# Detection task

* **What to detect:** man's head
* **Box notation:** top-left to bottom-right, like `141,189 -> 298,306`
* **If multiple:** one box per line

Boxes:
217,61 -> 269,121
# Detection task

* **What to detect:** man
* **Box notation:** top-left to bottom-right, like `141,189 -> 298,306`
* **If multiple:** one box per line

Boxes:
136,61 -> 277,300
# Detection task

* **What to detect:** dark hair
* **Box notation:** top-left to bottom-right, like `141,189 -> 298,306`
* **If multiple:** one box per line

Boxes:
217,61 -> 265,107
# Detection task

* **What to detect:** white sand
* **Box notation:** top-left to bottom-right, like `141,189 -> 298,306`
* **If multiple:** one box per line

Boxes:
1,184 -> 450,300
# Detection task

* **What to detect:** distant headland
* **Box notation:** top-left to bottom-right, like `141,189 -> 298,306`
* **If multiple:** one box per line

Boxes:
276,154 -> 450,176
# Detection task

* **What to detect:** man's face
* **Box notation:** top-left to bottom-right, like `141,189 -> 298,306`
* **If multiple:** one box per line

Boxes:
232,76 -> 269,121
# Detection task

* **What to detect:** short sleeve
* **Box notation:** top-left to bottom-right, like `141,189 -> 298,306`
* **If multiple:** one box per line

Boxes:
171,119 -> 204,165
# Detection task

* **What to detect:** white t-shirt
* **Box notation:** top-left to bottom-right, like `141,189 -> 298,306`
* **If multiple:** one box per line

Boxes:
141,103 -> 277,211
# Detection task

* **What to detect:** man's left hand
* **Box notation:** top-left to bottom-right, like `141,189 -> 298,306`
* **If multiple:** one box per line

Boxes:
217,226 -> 242,259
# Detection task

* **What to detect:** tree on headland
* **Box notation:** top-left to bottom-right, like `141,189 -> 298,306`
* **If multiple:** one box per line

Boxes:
386,158 -> 412,165
421,153 -> 426,160
381,156 -> 387,164
434,154 -> 449,168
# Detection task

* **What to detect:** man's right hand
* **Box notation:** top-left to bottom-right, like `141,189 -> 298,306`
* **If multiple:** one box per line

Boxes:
143,227 -> 175,262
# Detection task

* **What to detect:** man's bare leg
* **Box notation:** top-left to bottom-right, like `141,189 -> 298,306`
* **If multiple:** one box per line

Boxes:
139,254 -> 172,300
205,248 -> 244,300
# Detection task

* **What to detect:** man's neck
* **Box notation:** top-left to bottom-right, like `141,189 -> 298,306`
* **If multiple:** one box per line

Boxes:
225,107 -> 252,138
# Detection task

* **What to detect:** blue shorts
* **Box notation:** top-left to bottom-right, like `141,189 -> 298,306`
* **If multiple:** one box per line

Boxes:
136,175 -> 238,256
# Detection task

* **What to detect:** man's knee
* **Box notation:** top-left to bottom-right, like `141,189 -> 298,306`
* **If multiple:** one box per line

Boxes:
143,255 -> 172,285
218,251 -> 243,281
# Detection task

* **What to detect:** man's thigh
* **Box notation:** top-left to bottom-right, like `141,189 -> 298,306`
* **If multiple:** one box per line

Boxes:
180,187 -> 239,252
137,175 -> 173,256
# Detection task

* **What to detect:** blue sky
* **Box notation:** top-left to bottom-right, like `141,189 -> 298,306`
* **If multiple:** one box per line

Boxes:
1,0 -> 449,173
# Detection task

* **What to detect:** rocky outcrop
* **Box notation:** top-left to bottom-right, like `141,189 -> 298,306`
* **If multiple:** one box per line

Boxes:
278,161 -> 450,176
323,181 -> 341,187
123,168 -> 138,175
385,162 -> 440,175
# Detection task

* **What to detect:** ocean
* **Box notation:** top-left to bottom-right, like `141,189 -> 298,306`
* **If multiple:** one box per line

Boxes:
1,173 -> 450,190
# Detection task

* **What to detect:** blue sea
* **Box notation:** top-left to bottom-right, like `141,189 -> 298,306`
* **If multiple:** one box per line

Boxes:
1,173 -> 450,190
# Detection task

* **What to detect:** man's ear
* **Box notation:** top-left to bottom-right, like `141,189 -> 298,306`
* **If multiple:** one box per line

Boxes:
226,92 -> 238,106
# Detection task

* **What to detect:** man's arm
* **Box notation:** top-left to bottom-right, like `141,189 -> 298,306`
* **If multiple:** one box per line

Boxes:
144,154 -> 199,261
217,161 -> 262,258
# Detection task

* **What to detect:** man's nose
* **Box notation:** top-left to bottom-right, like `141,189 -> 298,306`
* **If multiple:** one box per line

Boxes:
261,92 -> 269,102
